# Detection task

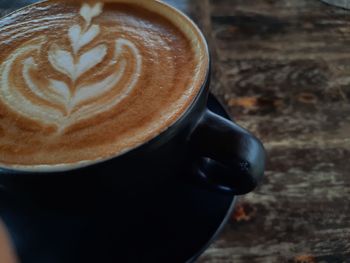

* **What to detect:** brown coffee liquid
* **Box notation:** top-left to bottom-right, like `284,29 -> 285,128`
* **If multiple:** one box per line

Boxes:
0,0 -> 208,168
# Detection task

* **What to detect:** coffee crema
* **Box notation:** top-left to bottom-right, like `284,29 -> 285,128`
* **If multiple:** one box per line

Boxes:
0,0 -> 208,169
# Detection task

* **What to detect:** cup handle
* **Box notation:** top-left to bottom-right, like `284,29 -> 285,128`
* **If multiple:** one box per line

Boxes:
189,109 -> 266,195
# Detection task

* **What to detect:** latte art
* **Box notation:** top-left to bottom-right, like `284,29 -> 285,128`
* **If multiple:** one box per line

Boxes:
1,3 -> 142,129
0,0 -> 208,168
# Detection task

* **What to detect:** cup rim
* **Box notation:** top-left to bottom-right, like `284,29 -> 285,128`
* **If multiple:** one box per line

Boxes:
0,0 -> 210,173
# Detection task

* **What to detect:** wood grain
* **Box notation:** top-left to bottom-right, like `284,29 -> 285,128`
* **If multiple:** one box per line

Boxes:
168,0 -> 350,262
163,0 -> 350,262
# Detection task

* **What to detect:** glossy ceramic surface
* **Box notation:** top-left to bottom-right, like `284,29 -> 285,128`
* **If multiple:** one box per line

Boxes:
0,94 -> 237,263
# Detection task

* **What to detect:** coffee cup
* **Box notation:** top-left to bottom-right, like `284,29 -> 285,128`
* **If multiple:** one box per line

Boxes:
0,1 -> 266,262
0,0 -> 266,202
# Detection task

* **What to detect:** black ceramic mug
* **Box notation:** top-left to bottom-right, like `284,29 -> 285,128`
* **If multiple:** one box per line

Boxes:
0,0 -> 265,205
0,1 -> 266,262
0,70 -> 266,204
0,75 -> 265,207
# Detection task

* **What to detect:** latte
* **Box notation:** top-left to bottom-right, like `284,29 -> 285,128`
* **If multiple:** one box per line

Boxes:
0,0 -> 208,169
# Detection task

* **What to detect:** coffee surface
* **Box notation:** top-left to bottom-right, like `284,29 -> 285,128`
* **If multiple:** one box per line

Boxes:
0,0 -> 208,168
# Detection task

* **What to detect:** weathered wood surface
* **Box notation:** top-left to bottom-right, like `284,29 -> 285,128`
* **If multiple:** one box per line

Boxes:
166,0 -> 350,262
1,0 -> 350,262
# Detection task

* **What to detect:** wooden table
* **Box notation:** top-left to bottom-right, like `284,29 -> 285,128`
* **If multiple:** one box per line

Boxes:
1,0 -> 350,262
166,0 -> 350,262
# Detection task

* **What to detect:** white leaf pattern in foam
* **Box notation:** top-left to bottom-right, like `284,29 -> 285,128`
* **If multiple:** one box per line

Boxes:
0,38 -> 63,125
23,57 -> 47,101
24,57 -> 69,108
72,60 -> 127,107
49,79 -> 70,103
80,3 -> 103,26
48,46 -> 75,80
76,44 -> 107,80
69,38 -> 142,123
48,44 -> 107,82
69,24 -> 100,54
0,2 -> 143,130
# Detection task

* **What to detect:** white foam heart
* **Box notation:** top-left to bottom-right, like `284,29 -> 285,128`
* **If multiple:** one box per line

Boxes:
80,3 -> 103,26
0,2 -> 143,131
69,24 -> 100,54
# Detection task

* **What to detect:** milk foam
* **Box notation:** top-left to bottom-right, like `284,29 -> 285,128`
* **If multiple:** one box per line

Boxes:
0,0 -> 209,169
0,3 -> 142,129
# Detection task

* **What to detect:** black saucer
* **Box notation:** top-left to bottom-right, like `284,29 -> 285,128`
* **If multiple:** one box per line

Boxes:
0,94 -> 236,263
